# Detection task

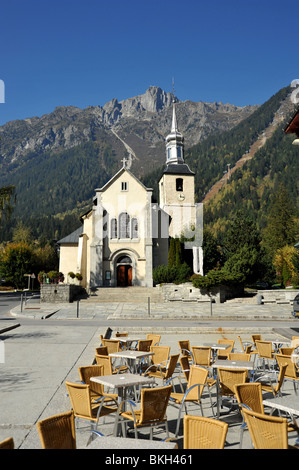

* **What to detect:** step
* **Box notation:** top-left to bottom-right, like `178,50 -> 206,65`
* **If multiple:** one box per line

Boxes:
81,287 -> 164,303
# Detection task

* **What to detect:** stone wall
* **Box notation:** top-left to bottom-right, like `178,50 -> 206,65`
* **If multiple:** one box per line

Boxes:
157,282 -> 243,303
257,289 -> 299,304
40,284 -> 84,303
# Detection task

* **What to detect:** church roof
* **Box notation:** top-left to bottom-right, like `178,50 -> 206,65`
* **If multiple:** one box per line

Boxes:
57,225 -> 83,245
162,163 -> 195,176
96,167 -> 153,193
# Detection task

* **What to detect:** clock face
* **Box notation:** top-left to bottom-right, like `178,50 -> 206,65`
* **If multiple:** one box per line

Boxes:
178,193 -> 185,201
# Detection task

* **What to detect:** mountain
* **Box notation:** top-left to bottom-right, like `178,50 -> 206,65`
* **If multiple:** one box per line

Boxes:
1,85 -> 296,243
0,86 -> 257,179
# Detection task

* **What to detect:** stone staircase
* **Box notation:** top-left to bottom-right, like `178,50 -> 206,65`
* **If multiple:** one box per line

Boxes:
79,286 -> 164,303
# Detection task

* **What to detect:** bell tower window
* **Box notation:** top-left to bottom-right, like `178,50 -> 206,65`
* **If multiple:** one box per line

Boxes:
176,178 -> 183,191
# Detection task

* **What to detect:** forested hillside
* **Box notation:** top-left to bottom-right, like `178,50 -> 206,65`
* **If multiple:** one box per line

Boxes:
0,85 -> 297,245
203,122 -> 299,234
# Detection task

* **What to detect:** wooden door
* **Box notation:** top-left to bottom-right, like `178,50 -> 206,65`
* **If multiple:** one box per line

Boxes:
117,266 -> 126,287
117,265 -> 132,286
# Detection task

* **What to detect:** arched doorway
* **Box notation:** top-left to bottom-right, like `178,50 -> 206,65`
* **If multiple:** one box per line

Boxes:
116,255 -> 132,287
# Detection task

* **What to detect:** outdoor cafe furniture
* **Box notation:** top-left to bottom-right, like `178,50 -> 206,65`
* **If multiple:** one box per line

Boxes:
167,364 -> 215,437
217,339 -> 235,359
110,336 -> 140,350
255,340 -> 276,372
78,364 -> 118,402
65,381 -> 119,440
237,335 -> 253,354
146,334 -> 161,346
137,339 -> 152,352
228,352 -> 251,362
139,345 -> 170,374
233,381 -> 297,448
113,384 -> 172,439
191,346 -> 213,368
95,354 -> 128,375
201,342 -> 231,362
90,372 -> 155,407
0,437 -> 14,449
212,359 -> 254,418
242,407 -> 291,449
254,363 -> 287,398
263,394 -> 299,432
276,353 -> 299,395
178,340 -> 193,362
183,415 -> 228,449
82,435 -> 177,449
235,382 -> 265,449
142,354 -> 180,385
108,350 -> 154,374
101,339 -> 121,354
37,410 -> 77,449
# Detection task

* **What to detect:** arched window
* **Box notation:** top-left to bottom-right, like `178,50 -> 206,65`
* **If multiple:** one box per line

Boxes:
119,212 -> 130,238
111,218 -> 117,239
131,218 -> 138,238
176,178 -> 183,191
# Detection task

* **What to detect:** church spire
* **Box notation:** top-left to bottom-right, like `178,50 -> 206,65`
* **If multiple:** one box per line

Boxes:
171,98 -> 178,133
165,84 -> 184,165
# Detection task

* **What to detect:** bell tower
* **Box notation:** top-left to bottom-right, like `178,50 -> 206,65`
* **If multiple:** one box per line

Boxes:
158,89 -> 203,275
159,95 -> 196,239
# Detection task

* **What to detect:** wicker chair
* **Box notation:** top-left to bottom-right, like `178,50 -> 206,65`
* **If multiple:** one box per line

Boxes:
279,347 -> 295,355
65,381 -> 118,440
37,411 -> 76,449
178,340 -> 193,361
255,340 -> 275,372
242,407 -> 289,449
183,415 -> 228,449
237,335 -> 253,353
94,354 -> 128,375
191,346 -> 212,367
276,354 -> 299,394
217,367 -> 249,415
251,334 -> 261,346
217,339 -> 235,359
179,355 -> 190,382
254,363 -> 287,398
143,354 -> 180,385
114,384 -> 172,439
138,339 -> 152,352
115,332 -> 128,337
167,365 -> 215,436
235,382 -> 265,448
228,352 -> 251,361
235,379 -> 298,448
146,334 -> 161,347
95,346 -> 108,356
101,339 -> 121,354
140,345 -> 170,374
0,437 -> 14,449
78,364 -> 118,402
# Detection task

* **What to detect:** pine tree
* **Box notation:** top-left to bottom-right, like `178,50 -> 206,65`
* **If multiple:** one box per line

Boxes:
168,238 -> 176,267
263,184 -> 298,259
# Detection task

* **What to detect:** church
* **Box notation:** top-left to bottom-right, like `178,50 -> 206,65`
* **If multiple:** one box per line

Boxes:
57,99 -> 203,289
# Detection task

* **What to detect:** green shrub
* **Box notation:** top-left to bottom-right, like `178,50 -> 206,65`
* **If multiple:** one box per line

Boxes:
192,268 -> 243,290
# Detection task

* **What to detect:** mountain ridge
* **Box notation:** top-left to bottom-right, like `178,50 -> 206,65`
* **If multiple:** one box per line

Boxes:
0,86 -> 258,178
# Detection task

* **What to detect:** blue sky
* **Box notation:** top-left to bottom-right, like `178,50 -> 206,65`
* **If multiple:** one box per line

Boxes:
0,0 -> 298,126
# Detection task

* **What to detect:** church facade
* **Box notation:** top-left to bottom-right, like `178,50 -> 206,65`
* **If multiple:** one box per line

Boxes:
57,100 -> 202,289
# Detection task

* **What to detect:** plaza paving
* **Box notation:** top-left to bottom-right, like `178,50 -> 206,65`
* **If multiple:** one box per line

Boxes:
0,298 -> 299,451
